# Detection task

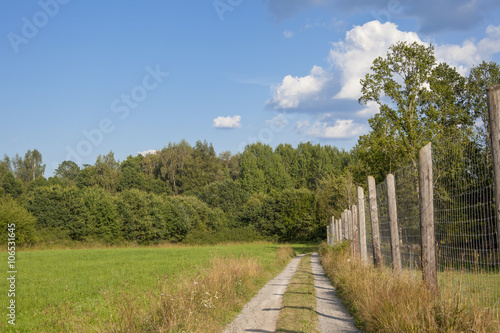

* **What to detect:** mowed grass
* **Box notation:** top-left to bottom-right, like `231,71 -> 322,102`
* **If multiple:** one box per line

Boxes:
0,242 -> 309,332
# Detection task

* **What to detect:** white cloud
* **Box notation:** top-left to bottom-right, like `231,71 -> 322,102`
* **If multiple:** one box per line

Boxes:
356,101 -> 379,118
330,21 -> 423,100
271,21 -> 500,111
266,114 -> 289,128
435,24 -> 500,74
295,120 -> 310,133
268,65 -> 331,109
307,120 -> 365,139
138,149 -> 158,156
283,29 -> 294,38
213,115 -> 241,129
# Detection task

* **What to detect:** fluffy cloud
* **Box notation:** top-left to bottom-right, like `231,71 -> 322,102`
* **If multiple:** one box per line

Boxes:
435,24 -> 500,74
267,65 -> 331,109
213,115 -> 241,129
270,21 -> 500,111
330,21 -> 422,100
306,119 -> 365,139
268,20 -> 500,141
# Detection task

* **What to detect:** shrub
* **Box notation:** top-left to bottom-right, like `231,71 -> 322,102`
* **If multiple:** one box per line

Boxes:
81,187 -> 122,243
0,196 -> 36,245
182,226 -> 262,245
26,185 -> 87,241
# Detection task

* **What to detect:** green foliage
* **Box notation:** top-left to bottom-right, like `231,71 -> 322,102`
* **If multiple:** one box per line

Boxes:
26,185 -> 86,241
54,160 -> 80,184
170,195 -> 226,233
80,187 -> 122,243
2,172 -> 23,198
197,179 -> 249,224
118,155 -> 146,192
11,149 -> 46,183
0,196 -> 36,245
92,151 -> 120,192
182,226 -> 261,245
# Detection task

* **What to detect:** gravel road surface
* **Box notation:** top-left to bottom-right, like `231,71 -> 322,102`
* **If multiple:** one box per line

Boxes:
223,254 -> 304,333
223,252 -> 359,333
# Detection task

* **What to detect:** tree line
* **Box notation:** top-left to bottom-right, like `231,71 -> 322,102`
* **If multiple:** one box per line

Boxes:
0,141 -> 354,246
1,42 -> 499,247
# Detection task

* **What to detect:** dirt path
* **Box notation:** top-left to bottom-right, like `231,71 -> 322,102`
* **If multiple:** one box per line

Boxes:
223,253 -> 358,333
311,252 -> 359,332
223,254 -> 304,333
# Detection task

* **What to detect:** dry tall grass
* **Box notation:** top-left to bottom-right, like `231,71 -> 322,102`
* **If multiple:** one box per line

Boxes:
319,242 -> 498,332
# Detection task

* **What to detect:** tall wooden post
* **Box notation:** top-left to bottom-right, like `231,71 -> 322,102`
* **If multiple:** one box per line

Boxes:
419,143 -> 437,293
344,209 -> 349,241
341,210 -> 346,240
387,174 -> 402,274
330,216 -> 335,245
487,85 -> 500,249
352,205 -> 359,257
347,209 -> 353,254
358,186 -> 368,264
335,219 -> 340,242
368,176 -> 383,267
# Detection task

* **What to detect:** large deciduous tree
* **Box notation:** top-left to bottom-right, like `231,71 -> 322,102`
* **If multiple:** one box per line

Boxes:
358,41 -> 474,181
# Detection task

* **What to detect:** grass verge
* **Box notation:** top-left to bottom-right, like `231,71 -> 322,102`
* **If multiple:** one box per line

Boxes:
319,241 -> 498,332
276,253 -> 319,333
0,242 -> 297,332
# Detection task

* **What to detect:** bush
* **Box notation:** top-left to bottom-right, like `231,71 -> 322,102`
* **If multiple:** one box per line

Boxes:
170,195 -> 227,232
182,226 -> 262,245
0,196 -> 36,245
81,187 -> 122,243
26,185 -> 87,241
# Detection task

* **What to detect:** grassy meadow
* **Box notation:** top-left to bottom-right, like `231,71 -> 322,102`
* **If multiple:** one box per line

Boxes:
0,242 -> 313,332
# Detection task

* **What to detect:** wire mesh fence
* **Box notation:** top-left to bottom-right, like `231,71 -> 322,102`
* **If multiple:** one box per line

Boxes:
360,137 -> 499,318
433,138 -> 499,314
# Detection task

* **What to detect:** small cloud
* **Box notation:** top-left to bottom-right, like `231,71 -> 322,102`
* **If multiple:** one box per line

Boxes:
295,120 -> 310,134
213,115 -> 241,129
268,65 -> 330,109
266,114 -> 288,128
139,149 -> 158,156
307,120 -> 365,139
283,29 -> 294,38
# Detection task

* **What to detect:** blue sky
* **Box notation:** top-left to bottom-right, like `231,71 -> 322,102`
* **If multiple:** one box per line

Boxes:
1,0 -> 500,176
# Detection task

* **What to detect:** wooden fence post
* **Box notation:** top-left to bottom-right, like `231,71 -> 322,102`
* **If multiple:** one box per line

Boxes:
358,186 -> 368,264
330,216 -> 335,245
419,142 -> 437,293
487,85 -> 500,249
326,225 -> 330,244
387,174 -> 402,274
344,209 -> 349,241
341,211 -> 345,240
352,205 -> 359,258
335,219 -> 339,243
368,176 -> 383,267
347,209 -> 353,254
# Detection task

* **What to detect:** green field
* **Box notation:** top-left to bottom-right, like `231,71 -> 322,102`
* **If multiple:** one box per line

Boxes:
0,243 -> 314,332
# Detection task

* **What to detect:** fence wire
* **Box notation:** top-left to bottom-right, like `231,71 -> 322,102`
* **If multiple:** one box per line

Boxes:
433,139 -> 499,315
360,138 -> 499,319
